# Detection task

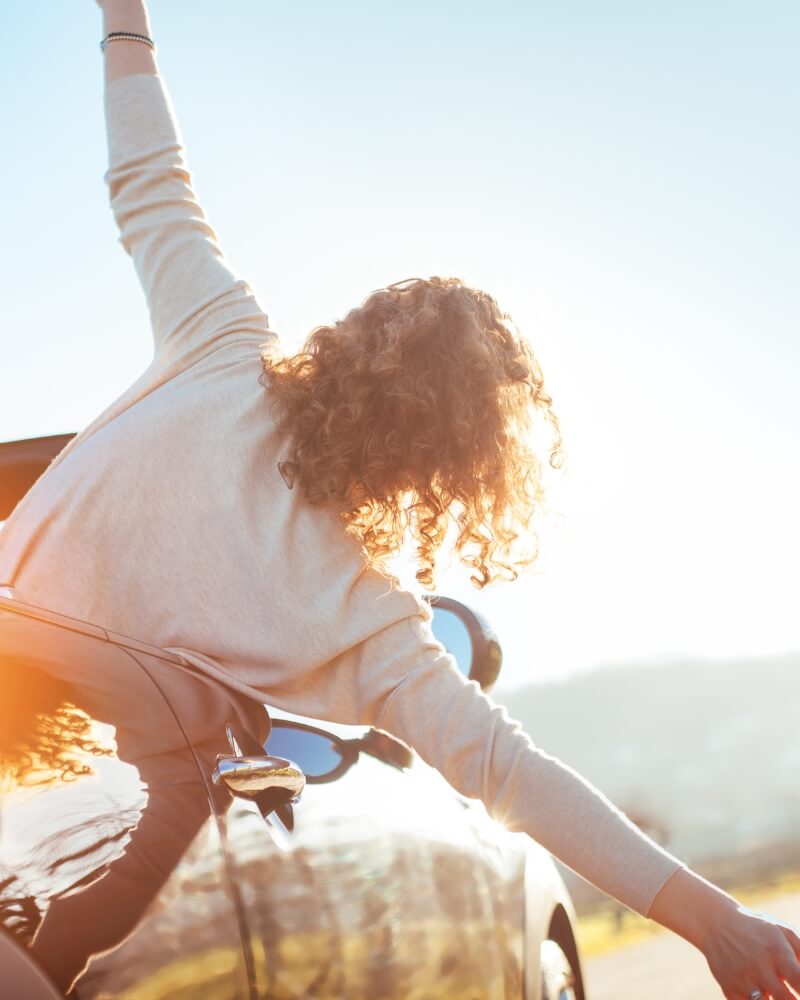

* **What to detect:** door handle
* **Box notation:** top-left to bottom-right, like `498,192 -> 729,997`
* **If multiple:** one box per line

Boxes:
212,752 -> 306,800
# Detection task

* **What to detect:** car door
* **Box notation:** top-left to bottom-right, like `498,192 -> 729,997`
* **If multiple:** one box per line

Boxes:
0,595 -> 257,999
211,597 -> 526,1000
218,710 -> 528,1000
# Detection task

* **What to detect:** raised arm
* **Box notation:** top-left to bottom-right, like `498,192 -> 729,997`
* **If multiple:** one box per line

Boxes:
98,0 -> 278,369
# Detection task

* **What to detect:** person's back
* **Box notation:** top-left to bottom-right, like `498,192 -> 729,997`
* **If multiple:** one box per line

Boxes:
0,64 -> 558,727
0,36 -> 702,927
0,63 -> 678,917
0,321 -> 422,715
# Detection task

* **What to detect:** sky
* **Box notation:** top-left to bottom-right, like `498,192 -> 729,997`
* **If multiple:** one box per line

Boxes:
1,1 -> 798,689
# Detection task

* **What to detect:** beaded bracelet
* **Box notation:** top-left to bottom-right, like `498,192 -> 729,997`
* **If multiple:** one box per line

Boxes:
100,31 -> 156,54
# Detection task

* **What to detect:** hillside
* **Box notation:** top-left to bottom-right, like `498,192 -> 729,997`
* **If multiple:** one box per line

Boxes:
496,652 -> 800,869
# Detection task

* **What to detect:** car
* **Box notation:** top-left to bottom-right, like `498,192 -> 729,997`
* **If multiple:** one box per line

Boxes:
0,434 -> 586,1000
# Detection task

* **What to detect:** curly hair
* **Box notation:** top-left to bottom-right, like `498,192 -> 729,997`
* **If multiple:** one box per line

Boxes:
260,276 -> 562,589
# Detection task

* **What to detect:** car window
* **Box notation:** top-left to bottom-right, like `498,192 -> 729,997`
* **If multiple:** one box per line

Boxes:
0,600 -> 255,998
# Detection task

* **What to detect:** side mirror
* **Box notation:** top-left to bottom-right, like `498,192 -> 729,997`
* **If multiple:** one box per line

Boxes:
423,595 -> 503,691
265,720 -> 413,785
355,729 -> 413,771
264,721 -> 356,785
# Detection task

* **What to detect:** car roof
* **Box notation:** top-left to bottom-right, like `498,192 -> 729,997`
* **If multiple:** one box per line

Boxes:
0,433 -> 75,519
0,593 -> 186,667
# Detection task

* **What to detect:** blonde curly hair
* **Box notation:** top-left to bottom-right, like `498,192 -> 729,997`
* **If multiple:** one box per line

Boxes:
260,276 -> 562,590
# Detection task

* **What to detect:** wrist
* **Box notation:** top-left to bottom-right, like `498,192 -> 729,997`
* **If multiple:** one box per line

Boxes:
647,866 -> 739,952
101,0 -> 156,86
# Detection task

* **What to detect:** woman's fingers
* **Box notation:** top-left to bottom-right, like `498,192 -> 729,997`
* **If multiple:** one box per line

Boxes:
776,950 -> 800,995
771,921 -> 800,996
705,908 -> 800,1000
769,930 -> 800,1000
761,974 -> 796,1000
779,922 -> 800,960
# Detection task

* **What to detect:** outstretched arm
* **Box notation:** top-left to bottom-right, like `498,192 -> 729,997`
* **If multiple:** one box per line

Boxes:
97,0 -> 278,370
350,609 -> 800,1000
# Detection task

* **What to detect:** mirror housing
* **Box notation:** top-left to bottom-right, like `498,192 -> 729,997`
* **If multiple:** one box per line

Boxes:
265,720 -> 413,785
349,729 -> 413,771
423,594 -> 503,691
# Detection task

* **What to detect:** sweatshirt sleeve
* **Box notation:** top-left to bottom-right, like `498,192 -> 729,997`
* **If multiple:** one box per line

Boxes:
103,72 -> 279,369
367,613 -> 687,919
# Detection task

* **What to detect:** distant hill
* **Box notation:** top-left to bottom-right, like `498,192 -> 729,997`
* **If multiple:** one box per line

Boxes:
495,651 -> 800,869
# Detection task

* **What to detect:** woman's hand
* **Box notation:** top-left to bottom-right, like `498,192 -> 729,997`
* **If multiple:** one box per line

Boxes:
700,905 -> 800,1000
649,867 -> 800,1000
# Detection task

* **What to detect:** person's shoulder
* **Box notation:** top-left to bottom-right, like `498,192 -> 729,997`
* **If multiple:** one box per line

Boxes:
165,332 -> 277,378
343,562 -> 432,633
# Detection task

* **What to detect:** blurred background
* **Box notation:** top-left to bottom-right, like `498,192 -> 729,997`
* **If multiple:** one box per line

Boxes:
2,1 -> 798,992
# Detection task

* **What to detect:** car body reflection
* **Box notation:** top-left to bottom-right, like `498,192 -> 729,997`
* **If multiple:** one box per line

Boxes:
0,581 -> 583,1000
0,596 -> 257,998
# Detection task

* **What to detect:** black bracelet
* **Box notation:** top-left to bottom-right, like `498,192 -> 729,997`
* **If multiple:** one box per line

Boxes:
100,31 -> 156,54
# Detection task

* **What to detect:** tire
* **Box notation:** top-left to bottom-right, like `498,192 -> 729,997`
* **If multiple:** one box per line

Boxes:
540,938 -> 579,1000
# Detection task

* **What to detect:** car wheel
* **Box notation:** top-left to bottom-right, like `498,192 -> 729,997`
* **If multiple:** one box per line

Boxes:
540,938 -> 579,1000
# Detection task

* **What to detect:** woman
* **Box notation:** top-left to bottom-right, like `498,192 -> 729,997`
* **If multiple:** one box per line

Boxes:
1,2 -> 797,998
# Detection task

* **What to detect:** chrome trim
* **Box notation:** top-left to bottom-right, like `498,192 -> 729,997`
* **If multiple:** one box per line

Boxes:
212,753 -> 306,799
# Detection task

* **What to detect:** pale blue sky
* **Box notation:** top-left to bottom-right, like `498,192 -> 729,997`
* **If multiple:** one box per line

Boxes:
2,1 -> 798,687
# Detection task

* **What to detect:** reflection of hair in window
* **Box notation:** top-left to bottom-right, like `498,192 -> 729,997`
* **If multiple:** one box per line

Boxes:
0,661 -> 113,789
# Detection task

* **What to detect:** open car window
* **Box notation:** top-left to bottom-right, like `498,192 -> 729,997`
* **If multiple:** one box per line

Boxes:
0,595 -> 266,997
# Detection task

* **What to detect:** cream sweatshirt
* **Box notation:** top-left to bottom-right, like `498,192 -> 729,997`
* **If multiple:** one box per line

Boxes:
0,71 -> 686,917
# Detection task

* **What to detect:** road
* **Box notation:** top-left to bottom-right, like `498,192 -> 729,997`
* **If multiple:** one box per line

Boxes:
583,892 -> 800,1000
